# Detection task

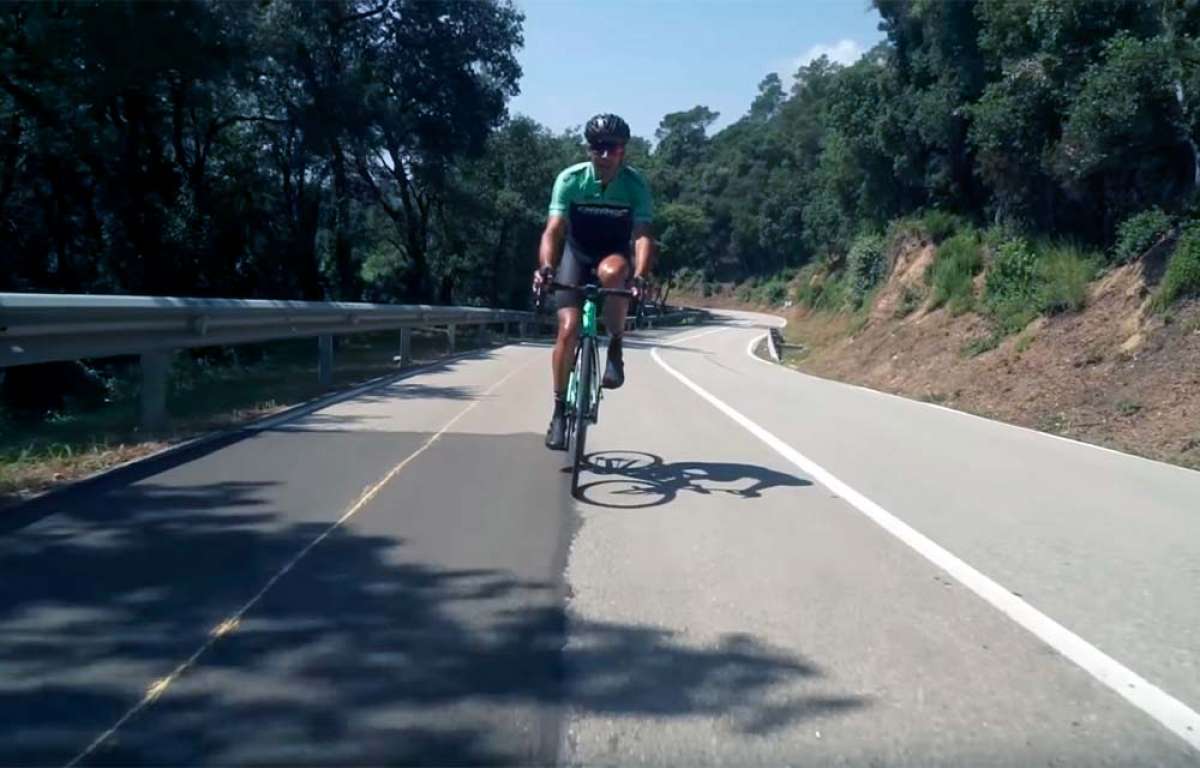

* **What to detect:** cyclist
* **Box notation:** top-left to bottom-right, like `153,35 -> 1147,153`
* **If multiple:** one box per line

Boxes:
533,113 -> 655,451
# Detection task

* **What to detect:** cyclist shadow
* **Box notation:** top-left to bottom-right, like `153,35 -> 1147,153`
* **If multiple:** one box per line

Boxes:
575,450 -> 812,509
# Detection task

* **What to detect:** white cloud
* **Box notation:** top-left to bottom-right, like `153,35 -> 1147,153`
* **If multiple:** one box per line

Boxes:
780,39 -> 866,80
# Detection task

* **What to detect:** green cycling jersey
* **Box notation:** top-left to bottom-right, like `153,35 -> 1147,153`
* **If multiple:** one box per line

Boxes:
548,162 -> 654,224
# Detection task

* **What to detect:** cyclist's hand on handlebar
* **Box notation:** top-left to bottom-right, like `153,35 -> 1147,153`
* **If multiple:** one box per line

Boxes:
532,265 -> 554,294
631,275 -> 649,301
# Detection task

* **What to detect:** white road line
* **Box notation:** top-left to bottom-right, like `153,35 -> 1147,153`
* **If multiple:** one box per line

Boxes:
746,333 -> 776,368
651,340 -> 1200,753
665,327 -> 729,346
722,308 -> 1196,475
64,360 -> 532,767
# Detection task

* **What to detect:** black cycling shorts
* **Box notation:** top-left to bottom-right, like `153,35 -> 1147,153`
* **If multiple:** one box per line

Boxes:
554,238 -> 631,310
554,201 -> 635,310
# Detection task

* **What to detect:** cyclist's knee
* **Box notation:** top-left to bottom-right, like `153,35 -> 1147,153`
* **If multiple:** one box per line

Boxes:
597,255 -> 629,286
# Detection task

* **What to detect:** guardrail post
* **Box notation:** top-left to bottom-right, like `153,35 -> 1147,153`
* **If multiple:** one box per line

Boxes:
478,323 -> 490,347
140,349 -> 172,432
767,328 -> 783,362
518,321 -> 528,339
447,324 -> 456,353
398,327 -> 412,367
318,334 -> 334,385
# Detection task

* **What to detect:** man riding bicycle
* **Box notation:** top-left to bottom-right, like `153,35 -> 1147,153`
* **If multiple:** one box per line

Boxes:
533,113 -> 655,451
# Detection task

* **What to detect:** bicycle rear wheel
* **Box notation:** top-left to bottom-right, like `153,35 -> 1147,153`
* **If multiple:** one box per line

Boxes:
569,335 -> 594,498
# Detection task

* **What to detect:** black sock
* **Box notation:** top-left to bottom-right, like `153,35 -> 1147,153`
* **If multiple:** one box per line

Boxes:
608,334 -> 623,361
553,392 -> 566,416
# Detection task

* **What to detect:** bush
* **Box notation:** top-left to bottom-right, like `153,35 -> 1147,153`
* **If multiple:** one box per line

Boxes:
846,234 -> 888,308
672,267 -> 706,294
886,216 -> 923,251
1154,223 -> 1200,309
927,231 -> 983,314
758,278 -> 789,305
734,277 -> 758,304
795,265 -> 849,312
919,209 -> 964,244
1038,243 -> 1097,315
1113,208 -> 1173,265
894,286 -> 924,318
887,210 -> 964,252
985,237 -> 1041,333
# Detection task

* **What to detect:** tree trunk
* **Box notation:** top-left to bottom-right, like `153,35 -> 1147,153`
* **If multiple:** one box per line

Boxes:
330,139 -> 356,299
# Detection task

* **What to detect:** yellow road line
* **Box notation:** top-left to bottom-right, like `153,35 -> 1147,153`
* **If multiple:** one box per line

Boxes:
65,359 -> 531,766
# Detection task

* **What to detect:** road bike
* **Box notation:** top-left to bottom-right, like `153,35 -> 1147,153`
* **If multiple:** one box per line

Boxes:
535,280 -> 634,497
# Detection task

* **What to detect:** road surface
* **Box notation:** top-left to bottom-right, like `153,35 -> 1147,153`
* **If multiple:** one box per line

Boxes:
1,310 -> 1197,766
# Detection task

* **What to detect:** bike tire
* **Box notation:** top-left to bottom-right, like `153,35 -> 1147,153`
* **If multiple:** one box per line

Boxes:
570,336 -> 593,498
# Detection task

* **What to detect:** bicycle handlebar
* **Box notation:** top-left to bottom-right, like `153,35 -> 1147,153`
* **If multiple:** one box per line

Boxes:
547,281 -> 635,297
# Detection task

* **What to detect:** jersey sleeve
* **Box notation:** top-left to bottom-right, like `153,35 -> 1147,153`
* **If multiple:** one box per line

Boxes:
632,173 -> 654,224
548,168 -> 573,217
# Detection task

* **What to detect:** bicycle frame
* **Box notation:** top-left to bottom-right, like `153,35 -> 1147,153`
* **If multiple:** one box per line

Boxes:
565,296 -> 602,423
535,279 -> 634,497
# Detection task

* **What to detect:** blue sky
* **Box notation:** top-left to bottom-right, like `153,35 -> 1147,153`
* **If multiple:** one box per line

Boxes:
508,0 -> 886,140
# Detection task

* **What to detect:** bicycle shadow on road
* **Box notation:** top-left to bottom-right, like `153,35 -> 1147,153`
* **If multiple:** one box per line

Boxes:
574,450 -> 813,509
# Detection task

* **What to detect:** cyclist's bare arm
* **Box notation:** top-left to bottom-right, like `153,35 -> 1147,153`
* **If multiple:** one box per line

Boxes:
632,223 -> 654,279
538,215 -> 567,272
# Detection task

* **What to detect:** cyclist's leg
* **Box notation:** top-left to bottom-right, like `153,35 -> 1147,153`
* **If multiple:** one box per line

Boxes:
553,240 -> 591,394
596,252 -> 631,337
597,251 -> 631,389
553,306 -> 581,394
546,242 -> 590,449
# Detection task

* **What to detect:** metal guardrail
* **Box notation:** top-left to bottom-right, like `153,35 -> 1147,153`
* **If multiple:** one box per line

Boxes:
0,293 -> 540,429
0,293 -> 707,430
767,327 -> 784,362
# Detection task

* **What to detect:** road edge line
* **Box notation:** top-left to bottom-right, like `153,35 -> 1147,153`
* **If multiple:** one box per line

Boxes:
652,340 -> 1200,753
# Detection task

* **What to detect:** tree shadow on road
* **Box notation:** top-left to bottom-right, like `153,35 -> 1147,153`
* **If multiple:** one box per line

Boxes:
575,450 -> 813,509
0,434 -> 863,766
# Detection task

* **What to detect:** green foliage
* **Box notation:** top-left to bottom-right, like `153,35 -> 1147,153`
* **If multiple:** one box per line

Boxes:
657,203 -> 713,276
984,237 -> 1042,333
961,332 -> 1002,358
1113,209 -> 1174,265
927,231 -> 983,314
0,0 -> 524,302
1116,399 -> 1143,417
846,233 -> 888,308
919,210 -> 965,244
794,264 -> 850,312
980,236 -> 1098,333
1054,35 -> 1182,186
1154,223 -> 1200,310
1037,243 -> 1097,315
894,286 -> 924,318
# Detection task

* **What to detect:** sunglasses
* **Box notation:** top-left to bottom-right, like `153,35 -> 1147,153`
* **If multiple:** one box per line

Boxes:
588,142 -> 623,155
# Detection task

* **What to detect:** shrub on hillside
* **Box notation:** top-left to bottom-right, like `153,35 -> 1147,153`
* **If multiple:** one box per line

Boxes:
846,234 -> 887,308
672,267 -> 706,294
795,265 -> 849,311
757,278 -> 789,305
985,237 -> 1041,333
1038,243 -> 1097,314
1113,208 -> 1173,265
919,209 -> 964,244
1154,223 -> 1200,309
927,231 -> 983,314
887,210 -> 964,251
735,277 -> 758,304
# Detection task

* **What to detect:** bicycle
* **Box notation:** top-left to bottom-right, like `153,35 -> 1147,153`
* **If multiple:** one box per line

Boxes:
535,279 -> 634,497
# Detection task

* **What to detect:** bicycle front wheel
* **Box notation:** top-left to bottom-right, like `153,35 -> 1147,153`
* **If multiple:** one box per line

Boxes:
570,335 -> 594,498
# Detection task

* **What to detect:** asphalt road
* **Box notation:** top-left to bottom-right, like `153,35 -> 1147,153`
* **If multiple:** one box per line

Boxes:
1,310 -> 1197,766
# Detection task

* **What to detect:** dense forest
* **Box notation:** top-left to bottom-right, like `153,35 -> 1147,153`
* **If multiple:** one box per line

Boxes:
4,0 -> 1200,309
